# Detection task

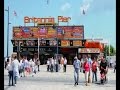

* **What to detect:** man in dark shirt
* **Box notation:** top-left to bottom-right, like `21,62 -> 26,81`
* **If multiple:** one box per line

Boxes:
100,58 -> 108,84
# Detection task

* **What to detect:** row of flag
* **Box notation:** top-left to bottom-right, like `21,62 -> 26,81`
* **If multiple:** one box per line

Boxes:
13,9 -> 85,17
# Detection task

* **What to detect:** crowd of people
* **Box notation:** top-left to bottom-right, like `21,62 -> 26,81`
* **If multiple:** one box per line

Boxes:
73,55 -> 116,86
4,54 -> 116,87
46,57 -> 67,72
5,55 -> 40,86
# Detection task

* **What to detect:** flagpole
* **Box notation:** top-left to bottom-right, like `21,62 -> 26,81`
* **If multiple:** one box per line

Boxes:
109,40 -> 110,56
38,38 -> 39,60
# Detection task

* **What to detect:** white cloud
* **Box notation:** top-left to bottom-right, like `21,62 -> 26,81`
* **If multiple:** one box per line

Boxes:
61,2 -> 71,12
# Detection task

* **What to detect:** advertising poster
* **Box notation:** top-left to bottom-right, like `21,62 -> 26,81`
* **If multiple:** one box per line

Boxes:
21,27 -> 31,38
49,40 -> 57,46
63,26 -> 73,38
57,27 -> 63,38
38,26 -> 47,38
61,40 -> 70,46
72,26 -> 84,39
47,27 -> 56,38
78,48 -> 100,53
73,40 -> 82,46
31,27 -> 39,38
13,27 -> 22,39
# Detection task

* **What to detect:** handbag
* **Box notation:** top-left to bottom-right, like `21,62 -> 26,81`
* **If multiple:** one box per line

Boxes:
83,70 -> 85,73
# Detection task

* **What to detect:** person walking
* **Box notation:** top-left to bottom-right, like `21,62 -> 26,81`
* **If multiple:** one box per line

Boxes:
83,58 -> 90,86
29,59 -> 35,77
50,57 -> 54,72
87,55 -> 93,83
6,59 -> 14,86
99,57 -> 108,84
19,59 -> 24,77
114,61 -> 116,73
92,57 -> 98,83
60,57 -> 64,72
47,58 -> 50,71
73,56 -> 81,86
12,56 -> 20,86
54,58 -> 58,72
63,57 -> 67,72
23,56 -> 29,77
34,57 -> 40,72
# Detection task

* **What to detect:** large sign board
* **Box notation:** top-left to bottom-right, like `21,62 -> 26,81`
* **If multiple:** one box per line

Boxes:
78,48 -> 100,53
13,26 -> 84,39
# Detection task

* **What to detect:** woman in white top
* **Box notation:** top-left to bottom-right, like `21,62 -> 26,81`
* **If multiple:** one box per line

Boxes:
29,59 -> 35,77
6,61 -> 14,86
23,57 -> 29,77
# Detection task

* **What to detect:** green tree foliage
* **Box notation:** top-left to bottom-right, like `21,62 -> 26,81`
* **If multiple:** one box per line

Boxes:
103,45 -> 116,56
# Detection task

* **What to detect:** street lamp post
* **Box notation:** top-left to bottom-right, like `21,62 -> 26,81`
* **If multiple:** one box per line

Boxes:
5,6 -> 11,58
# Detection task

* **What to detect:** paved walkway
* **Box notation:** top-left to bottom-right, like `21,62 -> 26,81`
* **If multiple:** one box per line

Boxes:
4,65 -> 116,90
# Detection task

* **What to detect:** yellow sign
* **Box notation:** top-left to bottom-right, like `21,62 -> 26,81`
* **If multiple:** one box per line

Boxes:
73,40 -> 82,46
61,40 -> 70,46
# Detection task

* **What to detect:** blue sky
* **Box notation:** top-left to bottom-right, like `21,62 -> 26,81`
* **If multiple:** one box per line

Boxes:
4,0 -> 116,57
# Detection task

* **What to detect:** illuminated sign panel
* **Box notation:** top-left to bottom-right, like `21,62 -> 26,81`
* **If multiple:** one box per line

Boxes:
78,48 -> 100,53
61,40 -> 70,46
73,40 -> 82,46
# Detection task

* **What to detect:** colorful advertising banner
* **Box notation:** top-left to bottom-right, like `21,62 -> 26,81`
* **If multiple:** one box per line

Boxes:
13,26 -> 84,39
21,27 -> 31,38
57,27 -> 63,38
38,26 -> 47,38
61,40 -> 70,46
78,48 -> 100,53
63,26 -> 73,38
47,27 -> 56,38
72,26 -> 84,38
13,27 -> 22,39
31,27 -> 39,38
73,40 -> 82,46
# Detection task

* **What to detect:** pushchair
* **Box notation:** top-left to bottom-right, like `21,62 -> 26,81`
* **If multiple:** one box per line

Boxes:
100,69 -> 108,84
